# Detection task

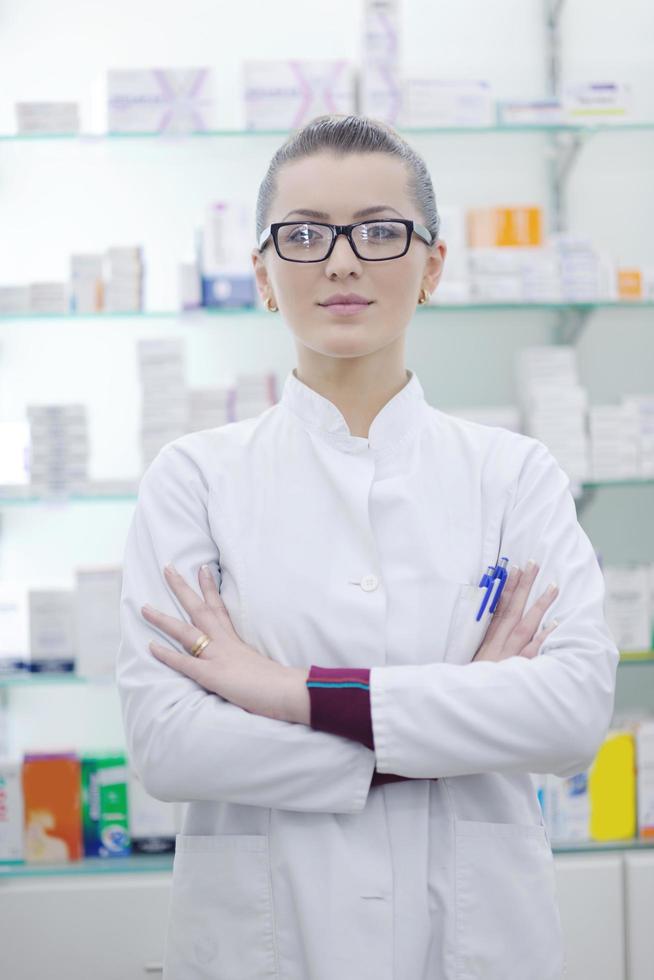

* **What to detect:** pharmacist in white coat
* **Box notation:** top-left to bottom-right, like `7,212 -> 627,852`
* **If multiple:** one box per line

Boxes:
116,116 -> 619,980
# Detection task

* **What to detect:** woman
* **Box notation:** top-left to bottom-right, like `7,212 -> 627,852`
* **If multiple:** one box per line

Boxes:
116,114 -> 619,980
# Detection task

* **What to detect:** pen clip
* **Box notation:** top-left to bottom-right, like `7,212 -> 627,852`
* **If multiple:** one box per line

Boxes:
488,556 -> 509,614
475,564 -> 496,621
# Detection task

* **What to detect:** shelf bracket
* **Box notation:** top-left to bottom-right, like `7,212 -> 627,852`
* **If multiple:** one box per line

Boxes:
0,687 -> 8,756
573,484 -> 597,517
553,305 -> 592,344
544,0 -> 567,96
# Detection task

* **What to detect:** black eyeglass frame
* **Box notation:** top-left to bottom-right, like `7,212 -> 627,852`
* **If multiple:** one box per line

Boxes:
257,219 -> 434,262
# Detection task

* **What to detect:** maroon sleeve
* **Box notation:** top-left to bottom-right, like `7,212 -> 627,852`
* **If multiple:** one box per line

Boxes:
306,665 -> 412,786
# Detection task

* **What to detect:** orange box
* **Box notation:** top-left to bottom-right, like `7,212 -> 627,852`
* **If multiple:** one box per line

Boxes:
617,268 -> 642,299
22,753 -> 82,862
467,206 -> 543,247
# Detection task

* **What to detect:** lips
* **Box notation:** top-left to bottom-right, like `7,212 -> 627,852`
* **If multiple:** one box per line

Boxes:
319,293 -> 372,306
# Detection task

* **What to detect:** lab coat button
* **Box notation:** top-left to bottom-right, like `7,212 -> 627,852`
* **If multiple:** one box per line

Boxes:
360,574 -> 379,591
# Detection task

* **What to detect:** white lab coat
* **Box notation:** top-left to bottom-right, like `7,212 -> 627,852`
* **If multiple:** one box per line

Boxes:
116,367 -> 619,980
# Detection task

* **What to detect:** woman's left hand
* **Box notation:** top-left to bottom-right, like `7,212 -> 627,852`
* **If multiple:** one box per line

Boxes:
141,563 -> 310,725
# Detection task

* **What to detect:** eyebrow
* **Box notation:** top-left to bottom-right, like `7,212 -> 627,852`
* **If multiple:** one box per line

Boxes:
281,205 -> 404,221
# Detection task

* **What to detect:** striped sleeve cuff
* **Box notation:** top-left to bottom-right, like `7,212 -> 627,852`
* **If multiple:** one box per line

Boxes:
307,665 -> 374,749
306,665 -> 410,787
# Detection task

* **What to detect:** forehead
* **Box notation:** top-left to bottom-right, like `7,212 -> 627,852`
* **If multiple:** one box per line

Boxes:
272,151 -> 412,221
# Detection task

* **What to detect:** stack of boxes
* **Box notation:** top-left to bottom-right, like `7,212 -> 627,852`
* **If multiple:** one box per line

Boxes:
624,395 -> 654,477
0,246 -> 144,316
28,589 -> 76,673
232,372 -> 277,422
550,233 -> 616,302
27,282 -> 68,314
466,206 -> 561,303
358,0 -> 402,126
603,563 -> 654,654
74,566 -> 124,679
69,253 -> 105,314
27,403 -> 90,496
514,345 -> 590,484
15,101 -> 80,135
104,246 -> 144,313
187,386 -> 233,432
137,338 -> 188,468
589,404 -> 641,480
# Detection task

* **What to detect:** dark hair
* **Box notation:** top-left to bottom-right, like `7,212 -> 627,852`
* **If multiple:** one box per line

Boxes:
255,113 -> 440,249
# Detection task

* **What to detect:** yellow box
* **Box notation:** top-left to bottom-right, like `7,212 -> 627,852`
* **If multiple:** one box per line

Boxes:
467,206 -> 543,247
617,268 -> 643,299
588,730 -> 636,841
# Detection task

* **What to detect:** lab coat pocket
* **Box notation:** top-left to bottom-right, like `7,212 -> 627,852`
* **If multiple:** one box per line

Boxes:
454,819 -> 564,980
443,584 -> 494,665
163,834 -> 278,980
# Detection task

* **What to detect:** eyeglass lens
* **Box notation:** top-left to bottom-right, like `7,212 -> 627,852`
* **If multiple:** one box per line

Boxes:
276,221 -> 409,260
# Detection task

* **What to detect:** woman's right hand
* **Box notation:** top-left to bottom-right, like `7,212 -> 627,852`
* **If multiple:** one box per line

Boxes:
472,560 -> 559,663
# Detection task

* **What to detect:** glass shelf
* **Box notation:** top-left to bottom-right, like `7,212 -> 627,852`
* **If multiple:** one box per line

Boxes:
0,672 -> 116,686
618,650 -> 654,664
551,837 -> 654,854
1,650 -> 652,688
2,122 -> 654,142
1,301 -> 653,322
0,491 -> 138,504
1,836 -> 653,877
1,477 -> 653,506
0,853 -> 174,877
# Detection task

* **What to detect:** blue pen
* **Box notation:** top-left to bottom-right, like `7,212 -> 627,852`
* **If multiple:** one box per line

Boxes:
475,564 -> 496,622
488,556 -> 510,614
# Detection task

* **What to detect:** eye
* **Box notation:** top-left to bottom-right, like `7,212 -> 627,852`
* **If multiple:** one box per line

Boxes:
283,223 -> 325,245
361,221 -> 402,240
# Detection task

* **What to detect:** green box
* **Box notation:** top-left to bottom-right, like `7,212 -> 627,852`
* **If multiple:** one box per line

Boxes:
81,753 -> 131,857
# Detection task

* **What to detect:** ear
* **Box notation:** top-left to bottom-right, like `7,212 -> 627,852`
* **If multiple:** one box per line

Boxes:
423,239 -> 447,293
252,247 -> 271,303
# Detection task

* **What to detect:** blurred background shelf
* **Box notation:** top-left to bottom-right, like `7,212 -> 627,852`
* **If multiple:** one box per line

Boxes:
2,834 -> 654,880
1,300 -> 654,321
2,122 -> 654,142
1,476 -> 652,505
1,648 -> 652,688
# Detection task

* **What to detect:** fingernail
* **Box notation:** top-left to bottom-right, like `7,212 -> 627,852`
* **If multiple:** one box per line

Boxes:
510,564 -> 520,576
547,581 -> 558,594
164,563 -> 176,574
526,558 -> 537,569
550,619 -> 559,628
201,564 -> 210,574
142,603 -> 154,614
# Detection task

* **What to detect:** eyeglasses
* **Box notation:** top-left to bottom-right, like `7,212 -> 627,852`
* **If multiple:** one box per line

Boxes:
257,219 -> 434,262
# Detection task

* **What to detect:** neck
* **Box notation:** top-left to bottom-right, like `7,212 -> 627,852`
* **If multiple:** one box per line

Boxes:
293,348 -> 410,439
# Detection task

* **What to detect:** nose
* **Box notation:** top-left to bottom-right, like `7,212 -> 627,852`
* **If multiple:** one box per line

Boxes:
324,231 -> 362,273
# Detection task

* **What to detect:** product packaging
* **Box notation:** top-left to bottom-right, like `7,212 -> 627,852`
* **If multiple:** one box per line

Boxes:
22,752 -> 82,862
588,730 -> 636,841
28,589 -> 76,672
243,60 -> 355,130
81,753 -> 131,857
0,758 -> 24,861
107,68 -> 217,133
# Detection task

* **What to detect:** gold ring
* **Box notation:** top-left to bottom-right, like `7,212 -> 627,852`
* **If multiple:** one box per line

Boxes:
189,633 -> 211,657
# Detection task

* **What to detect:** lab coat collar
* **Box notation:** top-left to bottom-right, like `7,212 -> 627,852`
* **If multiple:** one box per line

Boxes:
279,366 -> 427,454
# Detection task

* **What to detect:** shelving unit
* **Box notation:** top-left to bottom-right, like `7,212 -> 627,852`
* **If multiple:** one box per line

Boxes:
2,119 -> 654,854
1,23 -> 653,980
